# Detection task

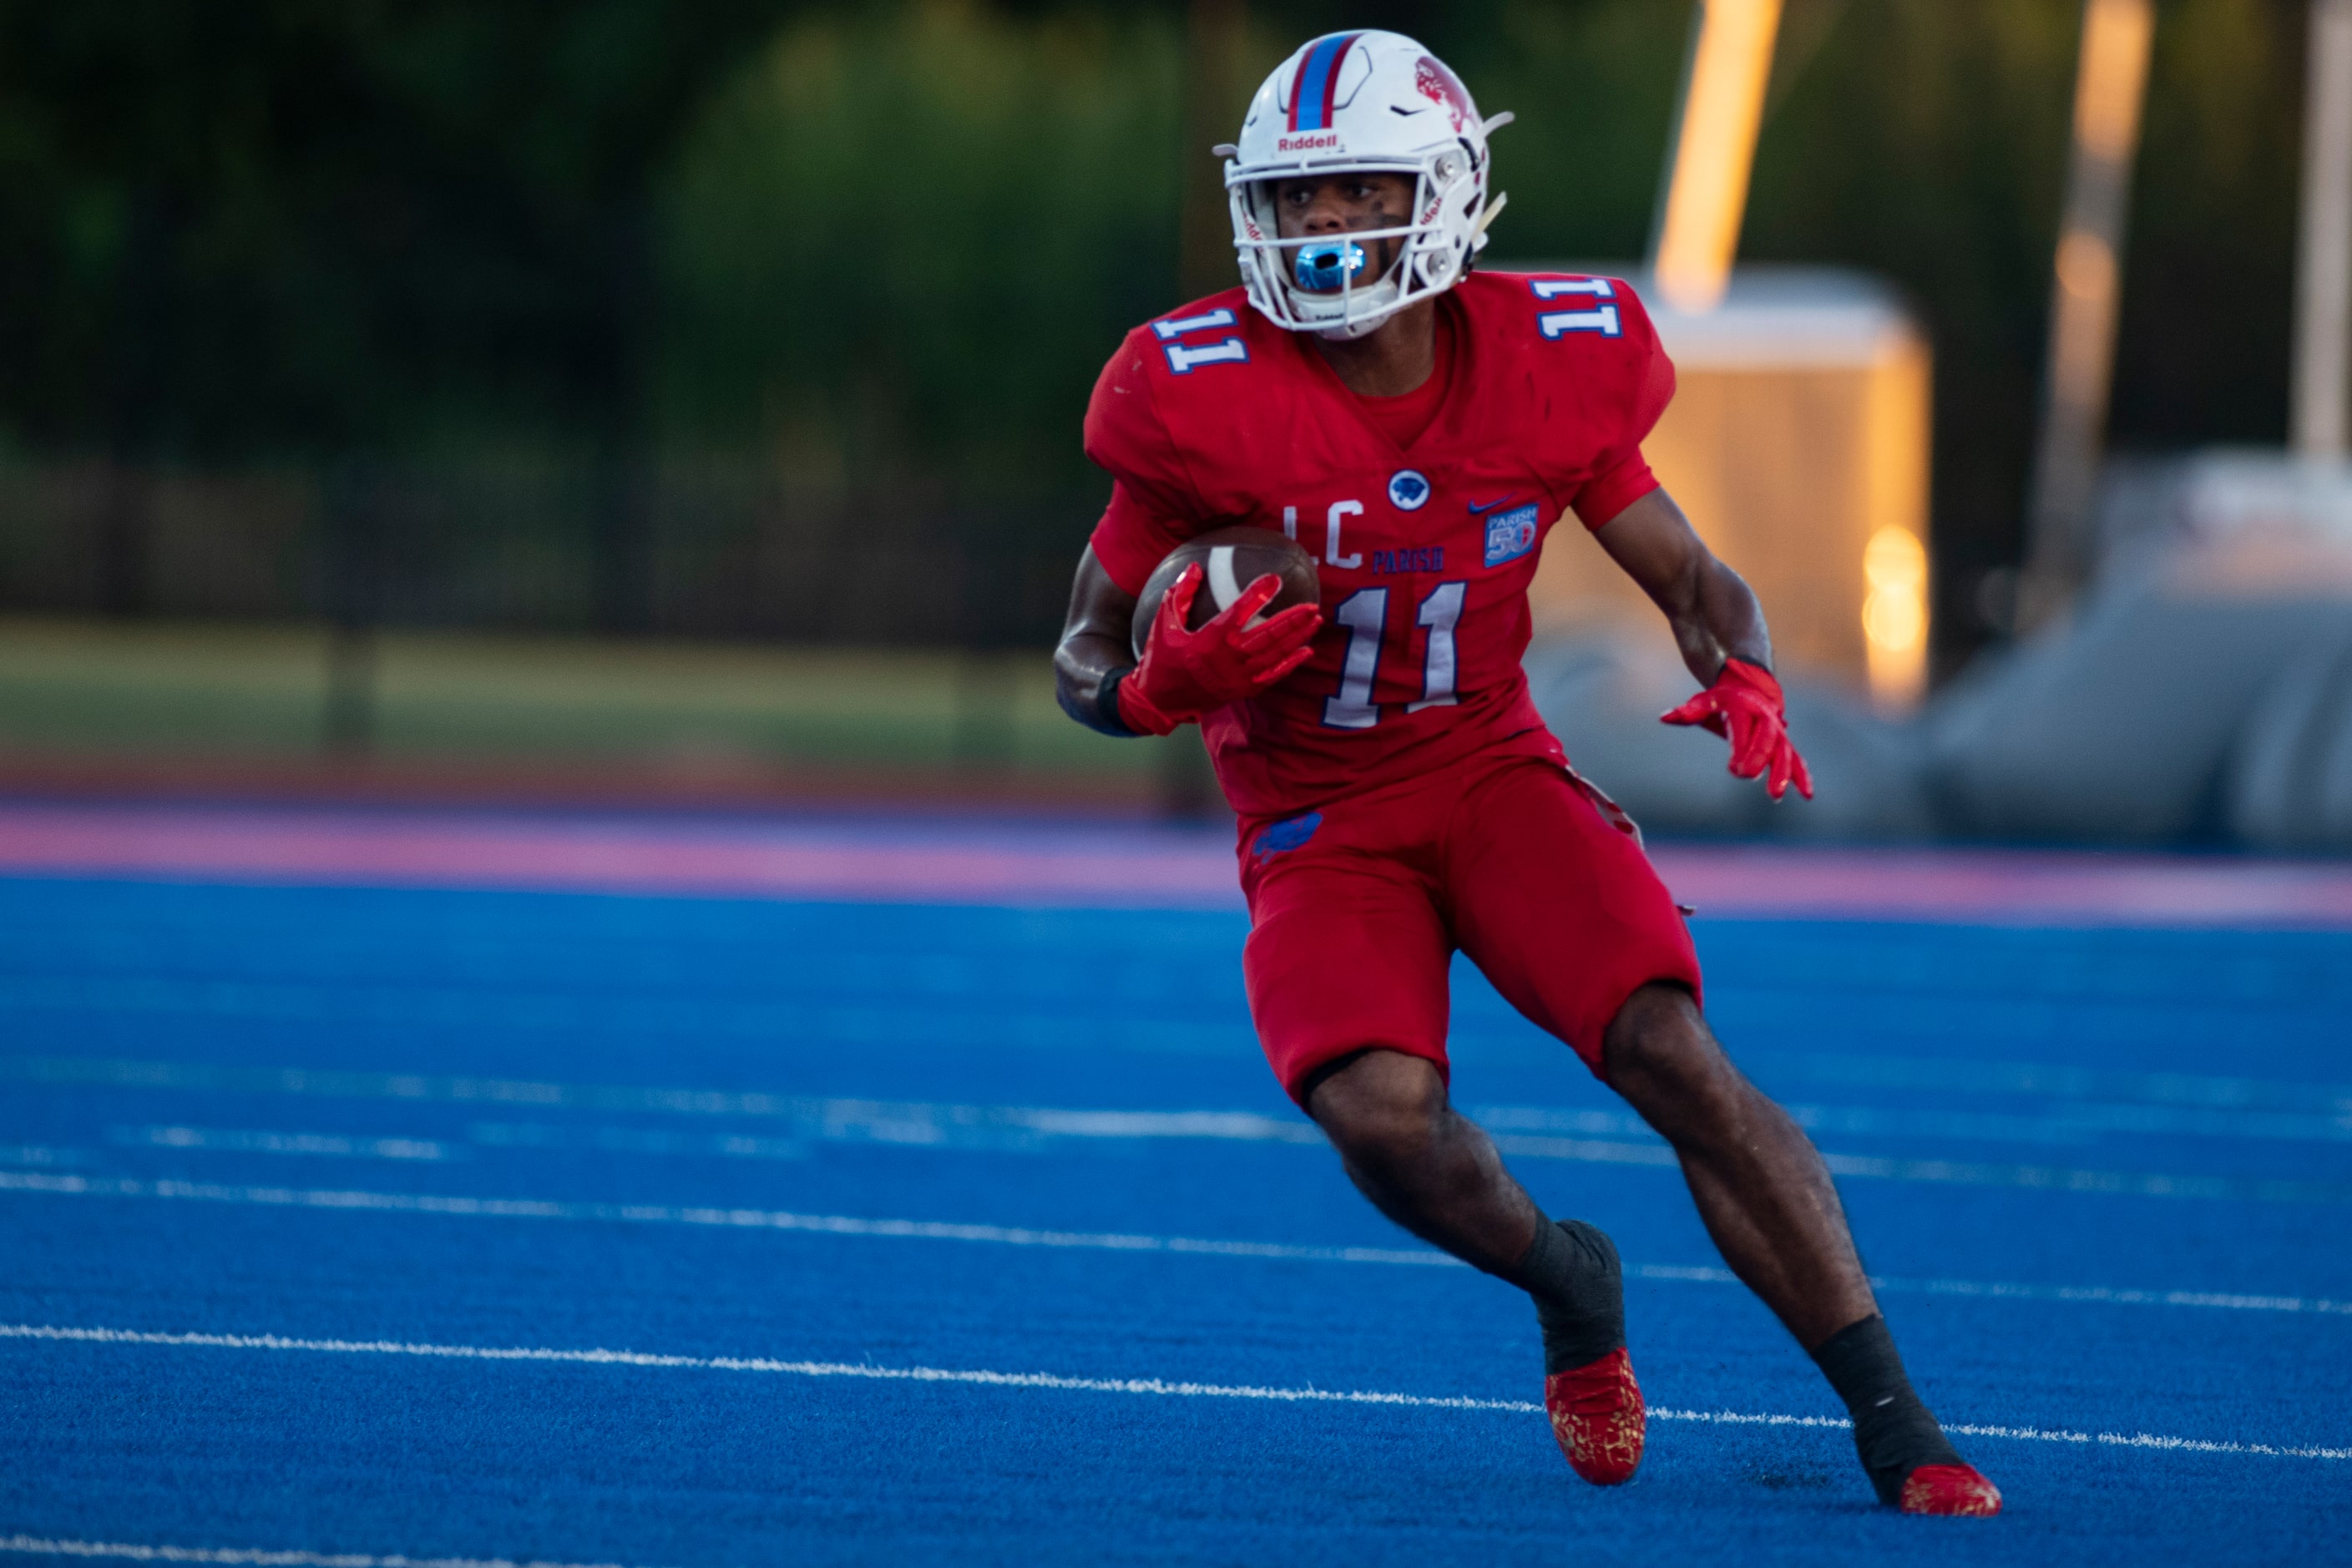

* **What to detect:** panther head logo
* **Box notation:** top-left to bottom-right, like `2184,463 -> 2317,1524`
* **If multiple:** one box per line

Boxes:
1414,56 -> 1472,134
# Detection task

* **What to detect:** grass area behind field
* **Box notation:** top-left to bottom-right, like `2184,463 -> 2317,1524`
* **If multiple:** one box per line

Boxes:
0,616 -> 1178,802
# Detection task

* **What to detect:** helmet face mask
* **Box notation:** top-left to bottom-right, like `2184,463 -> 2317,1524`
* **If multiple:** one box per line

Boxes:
1269,172 -> 1409,316
1223,32 -> 1507,340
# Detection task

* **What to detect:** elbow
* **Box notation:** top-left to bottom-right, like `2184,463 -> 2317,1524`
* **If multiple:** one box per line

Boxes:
1055,678 -> 1095,731
1051,644 -> 1091,729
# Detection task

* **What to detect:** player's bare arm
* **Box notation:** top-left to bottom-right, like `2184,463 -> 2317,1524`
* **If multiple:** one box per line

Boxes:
1593,488 -> 1771,680
1602,488 -> 1815,800
1053,548 -> 1139,736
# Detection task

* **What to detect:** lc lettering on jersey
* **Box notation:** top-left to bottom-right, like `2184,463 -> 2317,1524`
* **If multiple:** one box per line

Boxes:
1531,277 -> 1621,340
1153,308 -> 1251,374
1324,500 -> 1364,570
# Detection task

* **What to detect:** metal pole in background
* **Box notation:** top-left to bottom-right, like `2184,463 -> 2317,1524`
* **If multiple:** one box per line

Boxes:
1650,0 -> 1785,315
2295,0 -> 2352,459
2021,0 -> 2155,630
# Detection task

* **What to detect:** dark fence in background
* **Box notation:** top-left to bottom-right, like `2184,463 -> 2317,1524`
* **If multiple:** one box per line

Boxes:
0,462 -> 1100,652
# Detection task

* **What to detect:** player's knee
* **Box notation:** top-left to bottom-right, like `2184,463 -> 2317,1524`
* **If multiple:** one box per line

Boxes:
1601,982 -> 1732,1102
1306,1049 -> 1448,1174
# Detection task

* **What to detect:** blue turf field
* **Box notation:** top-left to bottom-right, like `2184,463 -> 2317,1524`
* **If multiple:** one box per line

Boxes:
2,870 -> 2349,1565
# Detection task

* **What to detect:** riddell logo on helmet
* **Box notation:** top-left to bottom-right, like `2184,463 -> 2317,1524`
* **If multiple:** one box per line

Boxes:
1277,131 -> 1343,153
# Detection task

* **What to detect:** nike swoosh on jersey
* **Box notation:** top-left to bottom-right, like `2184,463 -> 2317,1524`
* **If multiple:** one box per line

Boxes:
1467,495 -> 1520,514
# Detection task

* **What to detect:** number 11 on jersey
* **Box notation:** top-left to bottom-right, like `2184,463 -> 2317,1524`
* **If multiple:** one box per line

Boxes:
1322,582 -> 1467,730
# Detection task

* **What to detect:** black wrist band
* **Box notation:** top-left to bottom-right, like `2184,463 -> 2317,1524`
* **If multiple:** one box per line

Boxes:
1097,665 -> 1140,737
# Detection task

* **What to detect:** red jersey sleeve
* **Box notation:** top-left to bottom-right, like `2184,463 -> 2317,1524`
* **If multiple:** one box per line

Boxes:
1087,481 -> 1192,598
1083,328 -> 1207,593
1568,285 -> 1677,529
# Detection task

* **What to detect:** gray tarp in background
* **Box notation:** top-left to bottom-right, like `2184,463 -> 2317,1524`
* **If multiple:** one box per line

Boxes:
2225,623 -> 2352,850
1527,452 -> 2352,850
1523,635 -> 1934,842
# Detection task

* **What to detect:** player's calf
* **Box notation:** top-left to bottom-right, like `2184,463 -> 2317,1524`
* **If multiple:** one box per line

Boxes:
1306,1049 -> 1535,1276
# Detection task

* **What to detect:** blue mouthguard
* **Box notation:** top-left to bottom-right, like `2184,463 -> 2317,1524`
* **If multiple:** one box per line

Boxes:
1293,239 -> 1368,294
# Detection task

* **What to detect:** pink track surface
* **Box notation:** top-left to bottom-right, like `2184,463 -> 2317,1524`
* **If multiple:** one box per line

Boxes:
0,801 -> 2348,928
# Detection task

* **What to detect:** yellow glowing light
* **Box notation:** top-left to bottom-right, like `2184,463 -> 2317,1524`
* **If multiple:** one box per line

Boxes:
1861,525 -> 1928,712
1654,0 -> 1784,314
1863,524 -> 1928,594
1863,587 -> 1926,651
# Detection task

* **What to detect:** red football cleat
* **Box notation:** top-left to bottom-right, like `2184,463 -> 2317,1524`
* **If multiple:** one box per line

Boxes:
1545,1346 -> 1645,1485
1899,1463 -> 2002,1516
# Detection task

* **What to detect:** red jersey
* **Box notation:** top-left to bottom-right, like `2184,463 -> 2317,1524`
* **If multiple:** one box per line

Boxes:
1085,271 -> 1675,820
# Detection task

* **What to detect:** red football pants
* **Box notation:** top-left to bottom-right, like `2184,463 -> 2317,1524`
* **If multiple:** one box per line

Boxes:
1237,747 -> 1702,1105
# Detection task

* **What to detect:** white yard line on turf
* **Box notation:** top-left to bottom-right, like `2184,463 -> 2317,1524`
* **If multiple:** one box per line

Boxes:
0,1169 -> 1450,1267
4,1322 -> 2345,1463
0,1535 -> 640,1568
7,1168 -> 2350,1319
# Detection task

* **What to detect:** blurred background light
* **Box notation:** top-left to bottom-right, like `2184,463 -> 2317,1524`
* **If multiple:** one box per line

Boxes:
1863,524 -> 1930,713
1652,0 -> 1783,315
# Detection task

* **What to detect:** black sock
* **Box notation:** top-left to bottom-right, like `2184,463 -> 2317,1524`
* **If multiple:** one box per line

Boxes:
1511,1217 -> 1625,1373
1810,1314 -> 1963,1505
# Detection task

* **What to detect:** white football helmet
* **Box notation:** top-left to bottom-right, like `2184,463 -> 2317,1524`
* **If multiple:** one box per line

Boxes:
1219,31 -> 1512,340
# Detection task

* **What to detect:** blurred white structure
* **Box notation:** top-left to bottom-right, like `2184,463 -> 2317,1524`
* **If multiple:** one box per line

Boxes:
1935,453 -> 2352,847
1530,451 -> 2352,848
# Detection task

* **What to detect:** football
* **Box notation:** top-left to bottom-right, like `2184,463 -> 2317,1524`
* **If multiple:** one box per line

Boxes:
1130,525 -> 1321,659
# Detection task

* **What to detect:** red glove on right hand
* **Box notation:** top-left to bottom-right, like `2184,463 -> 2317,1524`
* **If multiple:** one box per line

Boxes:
1115,564 -> 1321,736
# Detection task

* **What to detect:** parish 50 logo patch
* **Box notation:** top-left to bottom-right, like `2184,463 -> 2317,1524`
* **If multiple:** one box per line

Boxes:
1482,503 -> 1539,568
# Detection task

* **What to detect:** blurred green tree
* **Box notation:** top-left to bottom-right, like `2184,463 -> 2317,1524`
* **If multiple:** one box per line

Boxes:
0,0 -> 802,459
657,0 -> 1185,488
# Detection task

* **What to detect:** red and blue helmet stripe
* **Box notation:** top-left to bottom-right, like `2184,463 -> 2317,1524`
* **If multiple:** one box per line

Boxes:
1287,33 -> 1361,132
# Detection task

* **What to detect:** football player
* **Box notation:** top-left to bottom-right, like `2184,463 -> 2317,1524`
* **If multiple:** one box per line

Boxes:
1055,30 -> 1998,1516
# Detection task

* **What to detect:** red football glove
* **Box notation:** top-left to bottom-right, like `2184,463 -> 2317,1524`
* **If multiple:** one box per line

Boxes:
1115,564 -> 1321,736
1660,657 -> 1813,802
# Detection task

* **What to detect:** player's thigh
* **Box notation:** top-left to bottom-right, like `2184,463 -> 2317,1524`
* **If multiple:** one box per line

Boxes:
1444,760 -> 1702,1075
1242,850 -> 1453,1106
